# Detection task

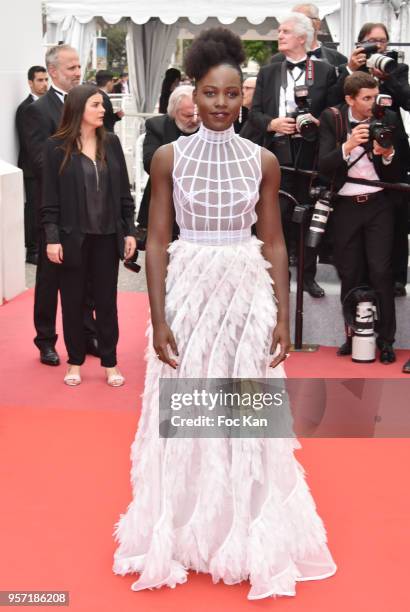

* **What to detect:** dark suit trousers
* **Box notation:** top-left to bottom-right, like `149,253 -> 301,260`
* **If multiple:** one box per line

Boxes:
34,231 -> 98,350
392,193 -> 409,285
24,177 -> 38,255
34,230 -> 60,349
332,192 -> 396,344
59,234 -> 119,367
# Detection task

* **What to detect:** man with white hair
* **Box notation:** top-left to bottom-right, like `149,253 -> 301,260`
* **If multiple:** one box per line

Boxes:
248,11 -> 342,297
25,44 -> 98,366
136,85 -> 200,241
272,4 -> 347,68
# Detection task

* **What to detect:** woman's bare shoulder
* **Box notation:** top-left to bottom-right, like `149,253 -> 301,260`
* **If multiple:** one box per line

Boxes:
260,146 -> 280,176
151,142 -> 174,172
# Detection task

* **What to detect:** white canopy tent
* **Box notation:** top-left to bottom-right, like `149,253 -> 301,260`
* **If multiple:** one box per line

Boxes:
44,1 -> 410,112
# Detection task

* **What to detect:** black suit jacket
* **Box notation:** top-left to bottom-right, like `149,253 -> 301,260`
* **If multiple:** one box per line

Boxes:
41,133 -> 136,266
101,89 -> 122,133
137,114 -> 184,228
16,94 -> 35,178
318,103 -> 401,191
24,87 -> 64,180
248,59 -> 343,154
272,45 -> 347,69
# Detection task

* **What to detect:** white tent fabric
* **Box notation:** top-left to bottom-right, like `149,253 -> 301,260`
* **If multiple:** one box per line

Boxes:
45,1 -> 341,24
44,15 -> 96,79
126,20 -> 180,112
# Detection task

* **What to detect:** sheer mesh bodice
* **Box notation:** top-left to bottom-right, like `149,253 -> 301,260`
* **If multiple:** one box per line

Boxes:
172,124 -> 262,245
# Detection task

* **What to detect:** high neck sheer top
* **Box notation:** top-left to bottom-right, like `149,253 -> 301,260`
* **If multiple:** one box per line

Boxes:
172,123 -> 262,245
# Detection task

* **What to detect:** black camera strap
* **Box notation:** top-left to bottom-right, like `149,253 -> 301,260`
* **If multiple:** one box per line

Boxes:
329,106 -> 368,174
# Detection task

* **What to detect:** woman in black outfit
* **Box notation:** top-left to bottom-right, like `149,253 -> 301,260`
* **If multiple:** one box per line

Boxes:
158,68 -> 181,114
42,84 -> 137,386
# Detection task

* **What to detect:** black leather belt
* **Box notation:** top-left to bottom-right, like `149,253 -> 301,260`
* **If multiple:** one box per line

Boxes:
338,191 -> 383,204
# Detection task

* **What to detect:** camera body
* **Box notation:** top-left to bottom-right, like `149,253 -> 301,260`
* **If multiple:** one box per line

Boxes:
368,93 -> 395,149
356,41 -> 398,75
123,249 -> 141,273
287,85 -> 318,142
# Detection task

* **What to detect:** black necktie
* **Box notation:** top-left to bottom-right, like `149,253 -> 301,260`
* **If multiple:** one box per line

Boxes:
308,48 -> 322,59
286,60 -> 306,71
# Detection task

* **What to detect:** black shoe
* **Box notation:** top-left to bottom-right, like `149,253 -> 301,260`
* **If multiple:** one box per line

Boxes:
303,279 -> 325,298
378,342 -> 396,365
394,282 -> 407,297
86,337 -> 100,357
26,253 -> 38,265
40,346 -> 60,366
402,358 -> 410,374
337,337 -> 352,356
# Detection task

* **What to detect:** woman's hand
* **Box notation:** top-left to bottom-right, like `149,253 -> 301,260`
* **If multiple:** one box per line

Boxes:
124,236 -> 137,260
46,243 -> 63,264
153,322 -> 179,369
269,321 -> 291,368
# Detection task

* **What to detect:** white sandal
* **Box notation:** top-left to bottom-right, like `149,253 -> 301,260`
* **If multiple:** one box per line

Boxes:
64,371 -> 82,386
107,372 -> 125,387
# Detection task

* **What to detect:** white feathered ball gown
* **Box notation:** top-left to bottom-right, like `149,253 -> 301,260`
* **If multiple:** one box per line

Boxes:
113,124 -> 337,599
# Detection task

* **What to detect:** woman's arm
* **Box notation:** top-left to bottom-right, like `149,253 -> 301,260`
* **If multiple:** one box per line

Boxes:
111,135 -> 137,259
255,148 -> 290,367
146,144 -> 178,369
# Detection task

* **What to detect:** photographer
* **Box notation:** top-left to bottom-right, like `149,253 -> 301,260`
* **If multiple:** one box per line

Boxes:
248,11 -> 341,297
319,72 -> 401,364
337,22 -> 410,296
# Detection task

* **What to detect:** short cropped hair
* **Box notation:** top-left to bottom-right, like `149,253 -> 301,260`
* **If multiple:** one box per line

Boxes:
45,44 -> 77,69
96,70 -> 114,87
167,85 -> 195,117
28,65 -> 47,81
278,12 -> 315,51
344,71 -> 378,97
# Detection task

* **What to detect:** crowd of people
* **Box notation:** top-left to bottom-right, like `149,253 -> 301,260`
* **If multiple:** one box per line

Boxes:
15,2 -> 410,378
16,45 -> 136,386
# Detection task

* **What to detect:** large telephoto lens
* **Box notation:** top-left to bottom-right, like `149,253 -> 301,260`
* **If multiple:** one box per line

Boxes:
306,199 -> 332,248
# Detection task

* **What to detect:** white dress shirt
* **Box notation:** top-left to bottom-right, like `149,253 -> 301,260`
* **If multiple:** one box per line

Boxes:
50,82 -> 67,103
338,109 -> 384,196
276,55 -> 307,136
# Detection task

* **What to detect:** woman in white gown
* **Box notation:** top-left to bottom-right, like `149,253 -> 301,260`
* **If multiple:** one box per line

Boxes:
113,28 -> 337,599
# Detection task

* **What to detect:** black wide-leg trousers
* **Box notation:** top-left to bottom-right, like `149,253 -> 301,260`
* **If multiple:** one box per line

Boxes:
332,192 -> 396,345
59,234 -> 120,367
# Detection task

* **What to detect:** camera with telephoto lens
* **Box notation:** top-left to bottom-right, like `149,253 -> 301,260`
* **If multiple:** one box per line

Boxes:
368,93 -> 395,149
287,85 -> 318,142
356,41 -> 399,75
305,187 -> 334,248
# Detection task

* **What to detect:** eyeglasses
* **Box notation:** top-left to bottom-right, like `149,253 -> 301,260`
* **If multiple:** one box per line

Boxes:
365,38 -> 388,44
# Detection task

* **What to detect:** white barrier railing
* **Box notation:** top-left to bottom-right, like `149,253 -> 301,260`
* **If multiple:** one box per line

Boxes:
0,161 -> 25,302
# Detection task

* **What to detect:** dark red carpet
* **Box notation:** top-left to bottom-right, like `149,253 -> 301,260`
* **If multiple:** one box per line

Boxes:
0,289 -> 409,611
